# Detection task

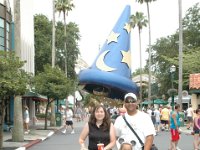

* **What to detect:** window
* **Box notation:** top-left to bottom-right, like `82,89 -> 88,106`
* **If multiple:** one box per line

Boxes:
0,28 -> 4,37
0,18 -> 4,28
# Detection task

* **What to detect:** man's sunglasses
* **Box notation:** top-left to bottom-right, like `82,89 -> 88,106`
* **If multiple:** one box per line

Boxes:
125,98 -> 137,103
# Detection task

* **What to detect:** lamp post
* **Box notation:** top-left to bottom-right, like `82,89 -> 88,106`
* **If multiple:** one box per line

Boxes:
170,65 -> 176,110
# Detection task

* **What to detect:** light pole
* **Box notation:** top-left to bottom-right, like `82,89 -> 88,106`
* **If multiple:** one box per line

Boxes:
170,65 -> 176,110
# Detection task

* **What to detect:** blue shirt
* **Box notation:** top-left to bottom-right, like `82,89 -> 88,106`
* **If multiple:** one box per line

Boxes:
170,111 -> 180,129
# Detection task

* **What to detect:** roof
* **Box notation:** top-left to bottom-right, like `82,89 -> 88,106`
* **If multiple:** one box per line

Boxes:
22,91 -> 47,101
189,73 -> 200,89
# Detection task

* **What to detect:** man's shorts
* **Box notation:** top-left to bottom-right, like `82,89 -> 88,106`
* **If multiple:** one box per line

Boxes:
66,120 -> 73,125
170,129 -> 180,141
161,120 -> 168,125
187,116 -> 193,122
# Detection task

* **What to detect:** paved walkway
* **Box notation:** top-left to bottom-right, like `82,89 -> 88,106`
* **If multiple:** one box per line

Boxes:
3,119 -> 65,150
2,119 -> 193,150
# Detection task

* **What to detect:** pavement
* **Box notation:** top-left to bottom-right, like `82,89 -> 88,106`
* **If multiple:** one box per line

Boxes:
3,119 -> 65,150
2,119 -> 193,150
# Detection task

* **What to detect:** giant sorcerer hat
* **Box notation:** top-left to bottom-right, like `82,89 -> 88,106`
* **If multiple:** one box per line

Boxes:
78,5 -> 139,99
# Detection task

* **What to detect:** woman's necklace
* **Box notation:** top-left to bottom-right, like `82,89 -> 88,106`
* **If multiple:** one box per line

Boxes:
96,122 -> 102,127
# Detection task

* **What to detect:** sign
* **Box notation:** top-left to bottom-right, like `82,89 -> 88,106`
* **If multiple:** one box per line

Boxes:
189,73 -> 200,89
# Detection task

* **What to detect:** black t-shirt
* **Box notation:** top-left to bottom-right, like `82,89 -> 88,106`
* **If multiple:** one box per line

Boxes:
88,123 -> 110,150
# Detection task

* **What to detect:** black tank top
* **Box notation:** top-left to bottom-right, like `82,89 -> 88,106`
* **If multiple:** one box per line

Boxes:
88,123 -> 110,150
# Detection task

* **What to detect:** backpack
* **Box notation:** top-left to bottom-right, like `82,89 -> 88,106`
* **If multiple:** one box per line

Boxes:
151,111 -> 155,116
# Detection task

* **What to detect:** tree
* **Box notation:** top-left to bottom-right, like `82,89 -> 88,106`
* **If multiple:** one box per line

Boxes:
55,0 -> 75,76
34,64 -> 74,129
149,3 -> 200,97
136,0 -> 157,100
130,12 -> 148,101
12,0 -> 24,142
55,22 -> 80,79
34,15 -> 80,79
34,15 -> 52,74
0,52 -> 30,147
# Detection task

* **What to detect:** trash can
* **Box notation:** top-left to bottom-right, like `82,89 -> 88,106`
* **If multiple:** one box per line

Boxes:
55,112 -> 61,126
179,112 -> 185,127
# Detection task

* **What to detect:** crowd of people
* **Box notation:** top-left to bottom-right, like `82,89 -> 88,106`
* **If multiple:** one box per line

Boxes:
74,93 -> 200,150
53,92 -> 200,150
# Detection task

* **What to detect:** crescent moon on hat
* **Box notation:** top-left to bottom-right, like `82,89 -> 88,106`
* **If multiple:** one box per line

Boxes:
96,50 -> 116,72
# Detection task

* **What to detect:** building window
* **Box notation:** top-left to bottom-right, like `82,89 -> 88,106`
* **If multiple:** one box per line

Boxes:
0,18 -> 4,50
0,18 -> 4,28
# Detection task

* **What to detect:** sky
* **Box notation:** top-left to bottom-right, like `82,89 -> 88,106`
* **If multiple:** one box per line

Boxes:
33,0 -> 199,72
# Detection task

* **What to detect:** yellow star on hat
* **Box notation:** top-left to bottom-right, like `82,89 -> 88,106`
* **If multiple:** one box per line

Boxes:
121,50 -> 131,68
124,23 -> 131,34
107,31 -> 120,44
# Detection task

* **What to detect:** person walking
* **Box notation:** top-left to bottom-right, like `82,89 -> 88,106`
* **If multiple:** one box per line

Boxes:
169,104 -> 181,150
186,104 -> 194,129
23,105 -> 30,134
62,106 -> 75,134
79,104 -> 116,150
114,93 -> 156,150
160,106 -> 170,131
193,109 -> 200,150
154,108 -> 161,134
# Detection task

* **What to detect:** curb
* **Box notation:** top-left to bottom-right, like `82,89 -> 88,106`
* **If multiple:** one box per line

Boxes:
15,130 -> 56,150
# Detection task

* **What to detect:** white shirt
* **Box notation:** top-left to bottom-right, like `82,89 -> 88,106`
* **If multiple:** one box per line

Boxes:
65,109 -> 73,121
114,111 -> 156,150
154,109 -> 161,122
186,107 -> 193,117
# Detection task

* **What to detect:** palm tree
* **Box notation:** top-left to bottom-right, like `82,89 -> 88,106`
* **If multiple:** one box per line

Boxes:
50,0 -> 56,127
12,0 -> 24,142
178,0 -> 183,109
130,12 -> 148,101
55,0 -> 75,77
136,0 -> 157,100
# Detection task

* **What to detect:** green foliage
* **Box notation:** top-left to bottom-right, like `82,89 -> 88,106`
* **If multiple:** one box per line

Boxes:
0,51 -> 30,98
34,15 -> 80,80
56,22 -> 80,79
34,64 -> 74,100
148,3 -> 200,95
34,15 -> 52,74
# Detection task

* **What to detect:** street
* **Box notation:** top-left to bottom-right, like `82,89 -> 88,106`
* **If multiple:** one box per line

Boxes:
28,120 -> 194,150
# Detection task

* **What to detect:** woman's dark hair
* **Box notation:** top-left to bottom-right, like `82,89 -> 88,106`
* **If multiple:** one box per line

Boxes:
89,104 -> 111,131
196,109 -> 200,114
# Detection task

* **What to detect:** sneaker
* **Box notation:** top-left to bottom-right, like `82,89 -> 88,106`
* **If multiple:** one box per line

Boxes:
71,130 -> 75,134
62,129 -> 66,134
24,131 -> 29,134
176,146 -> 182,150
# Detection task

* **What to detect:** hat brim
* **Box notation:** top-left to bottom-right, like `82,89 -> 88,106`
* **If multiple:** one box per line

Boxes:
78,69 -> 139,99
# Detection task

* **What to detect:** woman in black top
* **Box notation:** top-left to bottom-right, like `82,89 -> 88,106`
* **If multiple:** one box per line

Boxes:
79,104 -> 116,150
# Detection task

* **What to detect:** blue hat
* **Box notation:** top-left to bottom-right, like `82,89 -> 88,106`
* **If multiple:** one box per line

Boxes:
78,5 -> 139,99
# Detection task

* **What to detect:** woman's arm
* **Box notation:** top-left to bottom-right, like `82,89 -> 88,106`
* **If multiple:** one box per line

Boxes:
104,123 -> 116,150
79,123 -> 89,148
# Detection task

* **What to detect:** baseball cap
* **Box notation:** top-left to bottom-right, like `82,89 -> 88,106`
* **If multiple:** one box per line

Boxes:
124,93 -> 137,100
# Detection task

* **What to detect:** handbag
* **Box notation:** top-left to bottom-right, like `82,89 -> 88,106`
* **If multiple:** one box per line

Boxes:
122,116 -> 158,150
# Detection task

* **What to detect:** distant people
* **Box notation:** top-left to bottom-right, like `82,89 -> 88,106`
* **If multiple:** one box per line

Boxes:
75,106 -> 83,122
23,106 -> 30,134
114,93 -> 156,150
79,104 -> 116,150
186,104 -> 194,129
193,109 -> 200,150
161,106 -> 170,131
118,104 -> 126,116
154,108 -> 161,133
169,104 -> 181,150
62,107 -> 75,134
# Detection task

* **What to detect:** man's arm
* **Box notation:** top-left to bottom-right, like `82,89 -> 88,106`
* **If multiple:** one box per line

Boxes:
144,134 -> 154,150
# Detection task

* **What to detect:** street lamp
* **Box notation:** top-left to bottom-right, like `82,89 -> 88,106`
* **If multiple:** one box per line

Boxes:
170,65 -> 176,110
